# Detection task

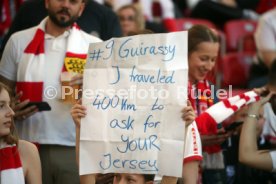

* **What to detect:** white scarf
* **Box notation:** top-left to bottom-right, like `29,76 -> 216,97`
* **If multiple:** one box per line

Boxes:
195,90 -> 259,131
17,17 -> 88,83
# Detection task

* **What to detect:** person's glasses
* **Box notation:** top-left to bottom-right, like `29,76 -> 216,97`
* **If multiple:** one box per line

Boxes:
119,16 -> 135,22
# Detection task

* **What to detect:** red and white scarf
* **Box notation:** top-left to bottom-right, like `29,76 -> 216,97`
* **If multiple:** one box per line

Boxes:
0,143 -> 24,184
189,80 -> 259,169
16,17 -> 88,96
196,90 -> 260,136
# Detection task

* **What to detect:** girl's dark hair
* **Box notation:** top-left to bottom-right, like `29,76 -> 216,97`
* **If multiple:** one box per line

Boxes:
188,25 -> 219,55
0,82 -> 18,145
144,174 -> 155,182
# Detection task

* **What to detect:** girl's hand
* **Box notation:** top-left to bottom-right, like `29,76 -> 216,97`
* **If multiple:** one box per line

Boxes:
248,91 -> 274,114
181,100 -> 196,127
13,91 -> 38,120
71,99 -> 87,128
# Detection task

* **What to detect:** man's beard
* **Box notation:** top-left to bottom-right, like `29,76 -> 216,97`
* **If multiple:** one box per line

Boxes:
48,8 -> 79,28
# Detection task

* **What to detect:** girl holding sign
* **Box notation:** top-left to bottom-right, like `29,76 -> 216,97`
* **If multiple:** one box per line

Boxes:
71,99 -> 196,184
0,82 -> 42,184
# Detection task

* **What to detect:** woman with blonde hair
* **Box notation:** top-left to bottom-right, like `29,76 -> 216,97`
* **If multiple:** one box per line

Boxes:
0,82 -> 42,184
117,4 -> 145,36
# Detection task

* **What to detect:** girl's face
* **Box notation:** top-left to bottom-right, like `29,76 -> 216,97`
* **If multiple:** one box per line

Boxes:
0,89 -> 15,137
188,42 -> 219,84
118,8 -> 138,36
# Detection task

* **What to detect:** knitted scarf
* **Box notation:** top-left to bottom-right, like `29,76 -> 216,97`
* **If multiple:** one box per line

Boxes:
189,80 -> 259,169
0,143 -> 24,184
16,17 -> 88,100
196,90 -> 259,133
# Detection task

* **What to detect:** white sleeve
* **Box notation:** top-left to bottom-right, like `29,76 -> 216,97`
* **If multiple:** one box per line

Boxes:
255,14 -> 276,51
183,121 -> 203,163
269,151 -> 276,172
0,36 -> 18,81
160,0 -> 175,19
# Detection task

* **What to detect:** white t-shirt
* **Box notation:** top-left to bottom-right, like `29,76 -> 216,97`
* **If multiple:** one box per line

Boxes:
255,9 -> 276,60
0,26 -> 101,146
262,103 -> 276,144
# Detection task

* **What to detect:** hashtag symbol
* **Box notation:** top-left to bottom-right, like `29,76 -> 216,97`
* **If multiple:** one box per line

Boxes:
89,49 -> 104,61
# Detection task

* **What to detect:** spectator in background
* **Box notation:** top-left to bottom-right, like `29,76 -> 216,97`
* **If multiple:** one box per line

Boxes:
117,4 -> 145,36
249,8 -> 276,88
0,82 -> 42,184
95,0 -> 172,33
240,59 -> 276,179
187,25 -> 231,184
0,0 -> 121,58
189,0 -> 259,28
94,0 -> 175,22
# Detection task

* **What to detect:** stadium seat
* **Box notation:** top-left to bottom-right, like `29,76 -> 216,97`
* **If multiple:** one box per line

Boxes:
224,20 -> 257,52
221,52 -> 254,88
164,18 -> 217,32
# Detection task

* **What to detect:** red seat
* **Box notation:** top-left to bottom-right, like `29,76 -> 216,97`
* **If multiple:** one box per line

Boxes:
164,18 -> 217,32
224,20 -> 257,52
238,33 -> 256,53
221,52 -> 254,88
0,0 -> 12,36
256,0 -> 276,14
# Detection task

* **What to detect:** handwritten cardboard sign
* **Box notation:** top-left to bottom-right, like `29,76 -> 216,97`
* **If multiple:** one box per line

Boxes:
80,31 -> 188,177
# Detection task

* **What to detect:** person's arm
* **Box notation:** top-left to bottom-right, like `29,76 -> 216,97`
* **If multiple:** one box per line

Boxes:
183,122 -> 202,184
183,161 -> 199,184
259,50 -> 276,68
71,102 -> 86,165
239,93 -> 273,171
182,100 -> 195,127
71,102 -> 97,184
18,140 -> 42,184
181,101 -> 200,184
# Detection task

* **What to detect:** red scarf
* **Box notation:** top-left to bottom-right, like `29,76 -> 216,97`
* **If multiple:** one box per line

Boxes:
188,80 -> 220,154
0,144 -> 24,183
